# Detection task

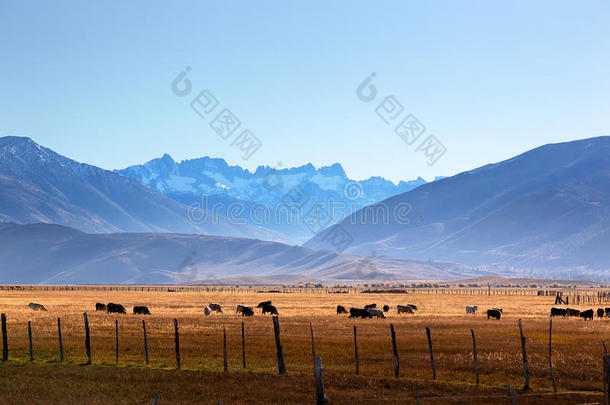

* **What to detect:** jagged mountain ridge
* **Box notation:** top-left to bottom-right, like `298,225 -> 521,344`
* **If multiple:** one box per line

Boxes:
117,154 -> 430,243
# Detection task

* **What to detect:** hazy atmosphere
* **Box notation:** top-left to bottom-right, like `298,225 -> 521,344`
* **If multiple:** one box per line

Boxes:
1,2 -> 610,404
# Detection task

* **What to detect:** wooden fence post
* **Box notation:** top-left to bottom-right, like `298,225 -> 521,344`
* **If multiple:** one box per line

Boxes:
83,312 -> 91,365
390,324 -> 399,378
142,319 -> 149,365
314,356 -> 328,405
272,316 -> 286,374
27,321 -> 33,361
604,354 -> 610,405
57,317 -> 64,362
1,313 -> 6,361
174,318 -> 180,369
508,384 -> 518,405
241,321 -> 246,368
354,325 -> 359,375
518,319 -> 530,390
471,329 -> 479,385
223,326 -> 228,372
115,319 -> 119,365
310,323 -> 316,368
426,327 -> 436,380
549,319 -> 557,392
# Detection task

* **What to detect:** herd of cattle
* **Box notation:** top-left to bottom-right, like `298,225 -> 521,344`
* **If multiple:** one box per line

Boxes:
336,303 -> 418,318
550,306 -> 610,320
26,301 -> 279,317
94,302 -> 151,314
25,301 -> 610,321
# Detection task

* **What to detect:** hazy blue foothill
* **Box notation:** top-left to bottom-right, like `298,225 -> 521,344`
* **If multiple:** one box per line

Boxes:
306,137 -> 610,281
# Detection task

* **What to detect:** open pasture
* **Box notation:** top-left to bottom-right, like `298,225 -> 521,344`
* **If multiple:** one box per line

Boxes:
0,288 -> 608,404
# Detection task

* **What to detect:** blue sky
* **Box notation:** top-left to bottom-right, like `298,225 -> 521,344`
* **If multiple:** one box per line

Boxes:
1,1 -> 609,182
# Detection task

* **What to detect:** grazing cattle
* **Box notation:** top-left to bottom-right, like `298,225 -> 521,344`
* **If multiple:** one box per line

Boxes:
349,308 -> 372,318
95,303 -> 106,311
606,308 -> 610,317
491,307 -> 503,313
597,308 -> 605,318
208,303 -> 223,313
204,306 -> 212,316
580,309 -> 594,321
256,301 -> 272,308
364,304 -> 376,310
487,309 -> 501,320
407,304 -> 418,311
107,303 -> 126,314
550,307 -> 566,317
566,308 -> 580,317
262,304 -> 278,315
336,305 -> 348,315
133,306 -> 150,315
397,305 -> 414,315
367,308 -> 386,318
242,306 -> 254,316
28,302 -> 47,311
382,305 -> 390,312
466,305 -> 478,314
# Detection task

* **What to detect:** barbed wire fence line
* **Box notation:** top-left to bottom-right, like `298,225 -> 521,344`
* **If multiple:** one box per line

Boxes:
1,312 -> 609,404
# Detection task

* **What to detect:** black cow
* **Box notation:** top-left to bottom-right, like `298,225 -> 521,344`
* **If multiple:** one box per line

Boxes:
407,304 -> 418,311
336,305 -> 348,315
580,309 -> 594,321
349,308 -> 372,319
597,308 -> 605,318
242,306 -> 254,316
383,305 -> 390,312
550,307 -> 566,317
257,301 -> 272,308
262,304 -> 278,315
95,303 -> 106,311
107,302 -> 126,314
566,308 -> 580,317
133,306 -> 150,315
606,308 -> 610,317
487,309 -> 501,320
364,303 -> 376,310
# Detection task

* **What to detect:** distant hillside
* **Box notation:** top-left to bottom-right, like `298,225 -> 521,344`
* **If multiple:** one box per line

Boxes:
0,223 -> 479,284
306,137 -> 610,282
0,136 -> 280,241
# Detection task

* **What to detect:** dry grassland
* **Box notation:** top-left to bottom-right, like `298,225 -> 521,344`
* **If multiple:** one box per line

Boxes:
0,289 -> 608,404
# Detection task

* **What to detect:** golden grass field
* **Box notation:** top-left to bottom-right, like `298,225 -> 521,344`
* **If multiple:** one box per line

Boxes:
0,288 -> 609,404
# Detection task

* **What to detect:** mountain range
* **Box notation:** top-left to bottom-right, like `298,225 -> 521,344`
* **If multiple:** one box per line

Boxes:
306,136 -> 610,281
2,134 -> 610,283
117,155 -> 430,243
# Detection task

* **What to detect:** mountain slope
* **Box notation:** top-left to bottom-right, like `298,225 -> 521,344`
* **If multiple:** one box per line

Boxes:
0,223 -> 478,284
117,155 -> 428,243
0,136 -> 278,240
305,136 -> 610,281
